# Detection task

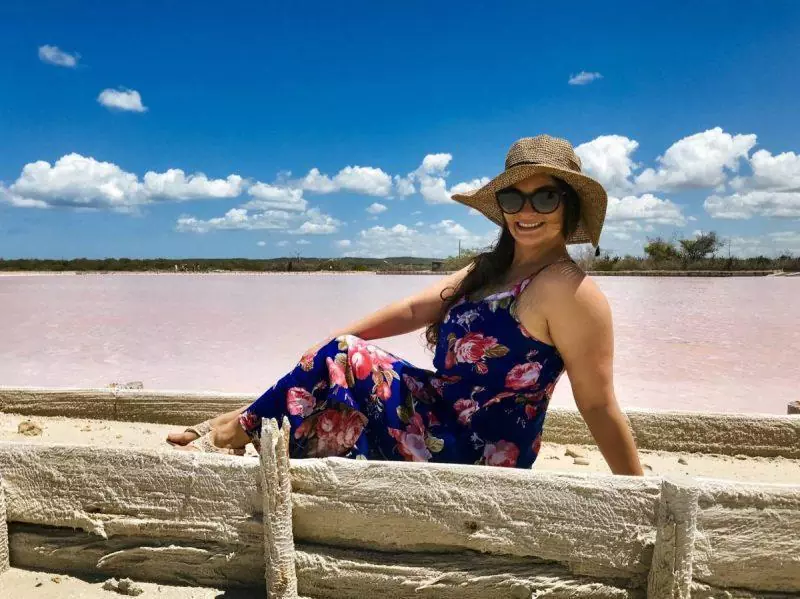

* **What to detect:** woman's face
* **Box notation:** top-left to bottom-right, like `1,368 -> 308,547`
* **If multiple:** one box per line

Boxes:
501,174 -> 565,249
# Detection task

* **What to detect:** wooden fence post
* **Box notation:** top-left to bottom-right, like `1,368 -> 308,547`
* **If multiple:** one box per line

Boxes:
788,401 -> 800,415
647,477 -> 699,598
260,417 -> 298,599
1,476 -> 8,575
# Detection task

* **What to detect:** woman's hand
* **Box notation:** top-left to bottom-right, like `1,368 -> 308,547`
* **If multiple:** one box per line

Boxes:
516,265 -> 644,476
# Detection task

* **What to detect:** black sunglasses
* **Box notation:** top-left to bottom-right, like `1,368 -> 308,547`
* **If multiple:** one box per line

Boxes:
495,186 -> 563,215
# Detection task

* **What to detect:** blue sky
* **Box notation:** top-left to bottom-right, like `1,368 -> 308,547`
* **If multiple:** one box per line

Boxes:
1,1 -> 799,259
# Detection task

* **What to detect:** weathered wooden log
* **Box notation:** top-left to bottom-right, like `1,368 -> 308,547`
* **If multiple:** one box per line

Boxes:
543,408 -> 800,458
2,387 -> 798,457
692,479 -> 800,593
0,441 -> 262,543
290,458 -> 660,581
0,475 -> 8,575
8,523 -> 263,587
0,442 -> 657,583
690,582 -> 795,598
293,543 -> 641,599
261,417 -> 298,598
647,478 -> 699,599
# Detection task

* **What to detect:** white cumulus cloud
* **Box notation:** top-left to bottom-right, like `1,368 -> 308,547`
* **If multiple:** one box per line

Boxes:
143,170 -> 243,201
298,166 -> 392,197
606,194 -> 686,226
366,202 -> 387,215
0,153 -> 247,212
704,191 -> 800,219
568,71 -> 603,85
575,135 -> 639,196
38,45 -> 79,68
97,88 -> 148,113
175,208 -> 296,233
635,128 -> 756,192
291,208 -> 342,235
3,153 -> 145,212
244,182 -> 307,212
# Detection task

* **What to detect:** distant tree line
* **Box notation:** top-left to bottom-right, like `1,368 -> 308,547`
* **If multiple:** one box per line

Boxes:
1,232 -> 796,273
440,231 -> 798,273
591,231 -> 798,272
0,256 -> 439,272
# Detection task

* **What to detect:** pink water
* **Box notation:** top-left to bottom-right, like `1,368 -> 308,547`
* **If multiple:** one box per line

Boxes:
1,273 -> 797,414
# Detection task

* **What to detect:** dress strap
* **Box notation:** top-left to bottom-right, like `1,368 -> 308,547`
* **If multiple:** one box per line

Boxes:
513,258 -> 574,296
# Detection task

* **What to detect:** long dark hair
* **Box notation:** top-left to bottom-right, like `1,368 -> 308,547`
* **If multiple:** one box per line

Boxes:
425,177 -> 581,350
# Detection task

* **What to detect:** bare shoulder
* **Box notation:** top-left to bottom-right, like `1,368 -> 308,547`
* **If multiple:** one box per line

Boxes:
518,262 -> 611,326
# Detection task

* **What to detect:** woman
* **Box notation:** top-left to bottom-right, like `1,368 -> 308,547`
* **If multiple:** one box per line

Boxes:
169,135 -> 643,475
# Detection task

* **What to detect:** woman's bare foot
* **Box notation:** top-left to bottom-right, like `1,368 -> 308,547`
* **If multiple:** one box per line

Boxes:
166,405 -> 249,446
174,417 -> 251,453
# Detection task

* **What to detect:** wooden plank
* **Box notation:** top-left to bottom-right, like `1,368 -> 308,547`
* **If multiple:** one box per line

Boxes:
294,543 -> 642,599
543,408 -> 800,459
0,386 -> 249,425
289,458 -> 660,581
647,478 -> 699,599
0,441 -> 262,544
0,475 -> 8,575
692,479 -> 800,593
8,523 -> 263,587
261,418 -> 298,598
3,387 -> 798,457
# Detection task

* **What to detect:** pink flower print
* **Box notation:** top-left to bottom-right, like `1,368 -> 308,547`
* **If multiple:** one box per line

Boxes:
368,345 -> 396,371
315,409 -> 362,457
286,387 -> 316,417
483,391 -> 515,409
427,411 -> 441,427
483,440 -> 520,467
505,362 -> 543,390
326,357 -> 347,387
475,362 -> 489,375
453,398 -> 479,426
403,374 -> 425,398
348,344 -> 373,380
238,410 -> 260,435
336,409 -> 367,452
524,403 -> 539,420
453,332 -> 499,364
375,381 -> 392,401
388,413 -> 432,462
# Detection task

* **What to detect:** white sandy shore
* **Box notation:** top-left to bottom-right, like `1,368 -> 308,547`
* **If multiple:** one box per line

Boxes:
2,568 -> 247,598
2,412 -> 798,484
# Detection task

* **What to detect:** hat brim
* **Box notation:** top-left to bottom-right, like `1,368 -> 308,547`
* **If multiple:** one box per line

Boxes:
451,163 -> 608,246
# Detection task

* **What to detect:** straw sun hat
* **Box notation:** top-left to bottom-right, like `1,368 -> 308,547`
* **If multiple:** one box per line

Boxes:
450,135 -> 608,247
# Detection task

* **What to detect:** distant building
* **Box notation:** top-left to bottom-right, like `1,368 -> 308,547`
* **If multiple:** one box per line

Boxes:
431,260 -> 444,271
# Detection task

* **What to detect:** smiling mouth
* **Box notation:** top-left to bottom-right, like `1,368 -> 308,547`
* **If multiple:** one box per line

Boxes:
515,221 -> 544,231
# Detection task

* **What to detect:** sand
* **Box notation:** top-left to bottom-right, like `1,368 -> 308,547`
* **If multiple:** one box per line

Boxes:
1,412 -> 798,484
1,568 -> 262,598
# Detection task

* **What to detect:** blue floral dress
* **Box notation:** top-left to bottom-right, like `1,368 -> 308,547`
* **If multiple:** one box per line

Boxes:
239,273 -> 565,469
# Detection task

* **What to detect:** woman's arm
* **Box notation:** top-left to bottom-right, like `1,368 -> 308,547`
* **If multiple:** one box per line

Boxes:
518,269 -> 643,476
325,264 -> 473,342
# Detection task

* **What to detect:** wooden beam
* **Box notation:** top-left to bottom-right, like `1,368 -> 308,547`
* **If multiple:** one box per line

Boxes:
647,478 -> 699,599
290,458 -> 660,581
0,441 -> 262,544
261,418 -> 298,598
543,408 -> 800,459
8,523 -> 263,587
2,387 -> 798,457
293,543 -> 641,599
692,479 -> 800,593
0,475 -> 8,575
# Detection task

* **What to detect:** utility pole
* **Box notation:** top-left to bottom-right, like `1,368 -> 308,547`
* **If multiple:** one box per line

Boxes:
458,239 -> 461,258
